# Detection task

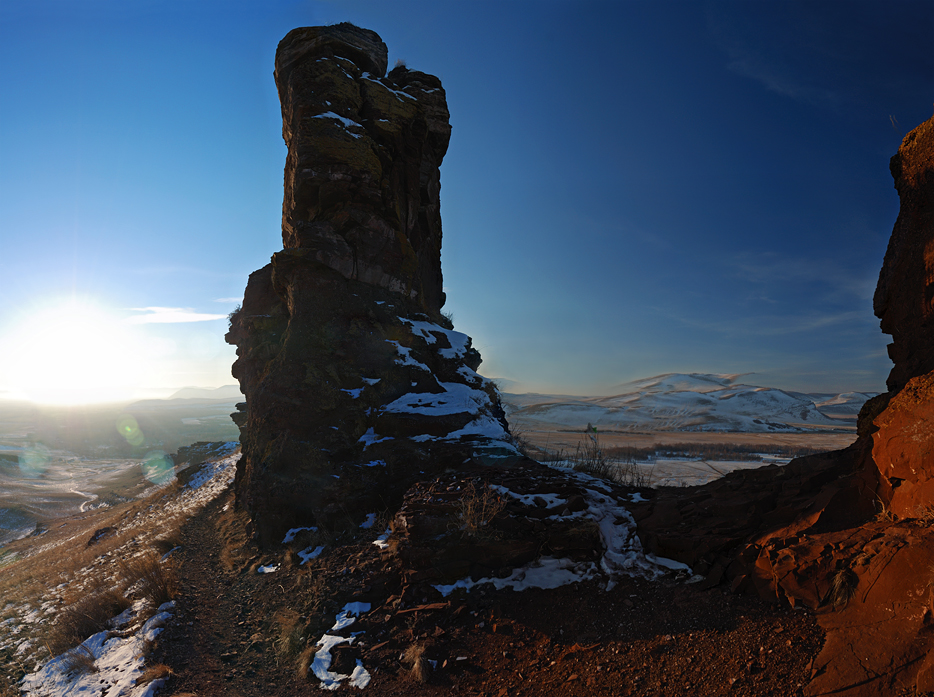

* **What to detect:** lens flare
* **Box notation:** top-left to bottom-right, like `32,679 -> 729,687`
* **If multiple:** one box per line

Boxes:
142,450 -> 174,485
116,415 -> 145,447
18,444 -> 51,478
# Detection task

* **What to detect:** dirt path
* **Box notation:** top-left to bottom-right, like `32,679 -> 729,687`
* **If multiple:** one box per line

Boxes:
154,489 -> 321,696
154,477 -> 826,697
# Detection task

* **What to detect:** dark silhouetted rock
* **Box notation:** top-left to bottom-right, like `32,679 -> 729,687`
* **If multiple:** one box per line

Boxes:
226,24 -> 516,547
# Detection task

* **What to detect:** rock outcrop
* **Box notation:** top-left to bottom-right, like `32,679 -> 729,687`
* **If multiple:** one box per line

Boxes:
634,112 -> 934,696
226,24 -> 516,546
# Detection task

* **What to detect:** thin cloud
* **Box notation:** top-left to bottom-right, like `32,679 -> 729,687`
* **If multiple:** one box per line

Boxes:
730,252 -> 877,302
214,297 -> 242,303
664,308 -> 867,337
126,307 -> 228,324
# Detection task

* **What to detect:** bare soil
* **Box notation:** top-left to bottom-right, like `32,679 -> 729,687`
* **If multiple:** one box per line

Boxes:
154,486 -> 824,697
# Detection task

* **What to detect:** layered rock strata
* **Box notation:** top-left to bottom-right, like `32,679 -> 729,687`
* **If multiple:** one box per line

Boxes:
634,112 -> 934,696
226,24 -> 516,546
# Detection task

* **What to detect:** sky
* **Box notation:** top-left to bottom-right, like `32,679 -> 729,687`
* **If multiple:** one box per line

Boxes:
0,0 -> 932,403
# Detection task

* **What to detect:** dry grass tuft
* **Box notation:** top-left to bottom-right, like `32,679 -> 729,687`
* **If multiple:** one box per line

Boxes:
49,587 -> 131,655
402,643 -> 430,683
120,551 -> 178,606
875,496 -> 898,523
273,608 -> 306,663
60,644 -> 98,675
297,645 -> 316,680
829,567 -> 859,609
570,433 -> 651,487
457,481 -> 506,537
136,663 -> 173,685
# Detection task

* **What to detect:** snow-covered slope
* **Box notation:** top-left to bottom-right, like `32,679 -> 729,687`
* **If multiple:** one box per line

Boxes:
503,373 -> 870,433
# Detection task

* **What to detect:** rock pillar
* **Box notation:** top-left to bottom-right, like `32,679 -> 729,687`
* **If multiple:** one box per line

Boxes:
225,24 -> 516,546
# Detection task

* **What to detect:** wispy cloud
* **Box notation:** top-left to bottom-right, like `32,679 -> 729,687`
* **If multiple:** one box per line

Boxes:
719,45 -> 839,108
126,307 -> 228,324
730,252 -> 877,302
663,307 -> 868,337
705,3 -> 844,110
214,297 -> 242,304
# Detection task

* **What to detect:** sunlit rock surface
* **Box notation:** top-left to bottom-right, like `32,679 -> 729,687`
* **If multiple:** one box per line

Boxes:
634,112 -> 934,697
225,24 -> 515,546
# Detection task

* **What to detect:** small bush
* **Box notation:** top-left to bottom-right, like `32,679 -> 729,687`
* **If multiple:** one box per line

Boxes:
829,567 -> 859,609
456,481 -> 506,536
297,645 -> 316,680
120,552 -> 178,606
569,435 -> 651,487
273,608 -> 306,662
402,643 -> 429,683
49,588 -> 131,655
60,645 -> 97,675
136,663 -> 173,686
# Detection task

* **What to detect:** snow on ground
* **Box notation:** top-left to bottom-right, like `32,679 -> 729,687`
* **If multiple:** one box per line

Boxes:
501,372 -> 867,433
21,601 -> 176,697
383,382 -> 489,417
310,602 -> 372,690
298,545 -> 325,564
436,467 -> 693,597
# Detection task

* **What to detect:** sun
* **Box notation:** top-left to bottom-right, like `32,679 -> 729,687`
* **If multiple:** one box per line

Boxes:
2,298 -> 140,404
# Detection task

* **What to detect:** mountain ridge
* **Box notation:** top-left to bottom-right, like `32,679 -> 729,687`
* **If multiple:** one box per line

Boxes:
502,372 -> 873,433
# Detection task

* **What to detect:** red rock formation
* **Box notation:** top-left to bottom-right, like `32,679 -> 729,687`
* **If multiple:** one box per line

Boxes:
874,115 -> 934,394
634,112 -> 934,696
226,24 -> 516,547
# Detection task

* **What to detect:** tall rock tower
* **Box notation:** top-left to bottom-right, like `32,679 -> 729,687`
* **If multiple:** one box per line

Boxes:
226,24 -> 517,546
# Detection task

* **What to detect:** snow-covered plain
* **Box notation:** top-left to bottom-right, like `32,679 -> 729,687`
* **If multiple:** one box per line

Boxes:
502,372 -> 870,433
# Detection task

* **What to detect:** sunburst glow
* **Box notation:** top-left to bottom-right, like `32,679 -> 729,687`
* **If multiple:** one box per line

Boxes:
3,298 -> 140,404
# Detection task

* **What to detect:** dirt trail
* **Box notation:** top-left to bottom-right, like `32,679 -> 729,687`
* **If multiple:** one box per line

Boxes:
155,489 -> 318,696
155,477 -> 826,697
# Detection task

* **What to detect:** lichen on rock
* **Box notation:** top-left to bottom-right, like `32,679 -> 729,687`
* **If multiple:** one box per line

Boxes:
225,23 -> 516,546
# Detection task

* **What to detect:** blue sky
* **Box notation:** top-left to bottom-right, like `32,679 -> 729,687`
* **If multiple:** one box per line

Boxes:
0,0 -> 931,402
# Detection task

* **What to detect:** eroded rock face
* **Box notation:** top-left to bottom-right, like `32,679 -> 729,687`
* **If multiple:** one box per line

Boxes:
226,24 -> 516,546
874,115 -> 934,394
275,23 -> 450,314
634,112 -> 934,696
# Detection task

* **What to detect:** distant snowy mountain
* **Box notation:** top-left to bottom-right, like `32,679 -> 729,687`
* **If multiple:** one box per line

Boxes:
168,385 -> 244,401
501,373 -> 871,433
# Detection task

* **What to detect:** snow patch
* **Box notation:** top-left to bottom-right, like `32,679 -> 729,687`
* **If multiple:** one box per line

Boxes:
283,526 -> 318,544
298,545 -> 325,564
310,603 -> 372,690
22,603 -> 176,697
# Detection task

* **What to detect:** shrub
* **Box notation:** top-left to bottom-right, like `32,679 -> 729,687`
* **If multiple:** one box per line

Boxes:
402,643 -> 429,683
569,435 -> 651,487
456,481 -> 506,536
49,588 -> 131,655
120,552 -> 178,606
60,645 -> 97,675
829,567 -> 859,609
